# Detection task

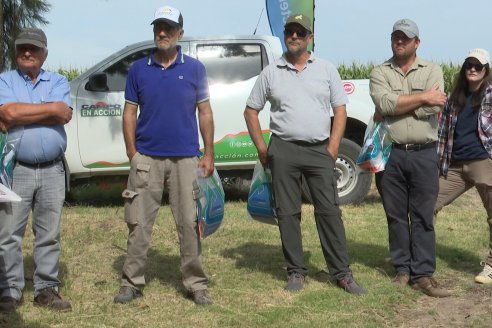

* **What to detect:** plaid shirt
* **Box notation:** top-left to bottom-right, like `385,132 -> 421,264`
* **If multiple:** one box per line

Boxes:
437,82 -> 492,176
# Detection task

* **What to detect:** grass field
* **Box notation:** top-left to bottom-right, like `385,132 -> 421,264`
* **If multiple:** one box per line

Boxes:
1,184 -> 491,328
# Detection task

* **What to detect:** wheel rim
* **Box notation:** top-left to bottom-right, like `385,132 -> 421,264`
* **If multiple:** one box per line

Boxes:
335,155 -> 358,198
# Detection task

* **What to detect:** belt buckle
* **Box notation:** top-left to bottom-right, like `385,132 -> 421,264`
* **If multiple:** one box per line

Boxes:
405,144 -> 414,151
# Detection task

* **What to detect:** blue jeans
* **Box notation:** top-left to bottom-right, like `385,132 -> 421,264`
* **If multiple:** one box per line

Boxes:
0,161 -> 65,300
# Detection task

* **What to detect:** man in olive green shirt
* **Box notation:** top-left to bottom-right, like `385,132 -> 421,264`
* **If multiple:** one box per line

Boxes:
369,18 -> 450,298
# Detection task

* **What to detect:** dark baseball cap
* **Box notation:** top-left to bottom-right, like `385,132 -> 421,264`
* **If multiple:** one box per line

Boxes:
284,13 -> 312,33
15,28 -> 47,48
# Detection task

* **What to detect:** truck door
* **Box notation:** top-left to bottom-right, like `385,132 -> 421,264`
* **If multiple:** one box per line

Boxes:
192,41 -> 272,169
75,42 -> 190,171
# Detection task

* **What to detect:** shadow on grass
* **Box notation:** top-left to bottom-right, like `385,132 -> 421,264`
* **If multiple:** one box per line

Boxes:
0,311 -> 49,328
220,241 -> 318,282
112,249 -> 184,294
436,243 -> 481,274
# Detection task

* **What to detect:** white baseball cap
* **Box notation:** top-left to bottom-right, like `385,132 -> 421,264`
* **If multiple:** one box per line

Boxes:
467,48 -> 490,66
151,5 -> 183,27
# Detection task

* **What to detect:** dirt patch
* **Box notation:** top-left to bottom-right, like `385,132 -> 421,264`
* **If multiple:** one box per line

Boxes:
393,285 -> 492,328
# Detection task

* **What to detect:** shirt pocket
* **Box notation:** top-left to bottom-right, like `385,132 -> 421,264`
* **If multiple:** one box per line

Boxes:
410,79 -> 427,92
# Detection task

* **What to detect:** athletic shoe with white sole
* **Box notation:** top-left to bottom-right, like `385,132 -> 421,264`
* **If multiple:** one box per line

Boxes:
475,261 -> 492,284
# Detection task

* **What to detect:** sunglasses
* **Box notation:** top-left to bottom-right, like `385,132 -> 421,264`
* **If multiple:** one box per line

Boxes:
283,28 -> 309,38
464,61 -> 485,71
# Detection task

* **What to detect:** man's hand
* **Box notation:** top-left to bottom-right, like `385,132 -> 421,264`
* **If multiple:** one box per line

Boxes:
198,153 -> 214,177
422,83 -> 447,107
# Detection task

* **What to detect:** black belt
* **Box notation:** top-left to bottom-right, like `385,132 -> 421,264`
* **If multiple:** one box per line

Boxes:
17,156 -> 63,168
393,142 -> 436,151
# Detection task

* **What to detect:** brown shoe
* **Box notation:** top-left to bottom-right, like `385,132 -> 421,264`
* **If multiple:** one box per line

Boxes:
0,296 -> 20,313
411,277 -> 451,298
34,287 -> 72,311
392,272 -> 410,287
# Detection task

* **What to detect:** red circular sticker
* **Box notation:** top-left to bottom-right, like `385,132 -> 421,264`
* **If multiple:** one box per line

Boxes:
343,82 -> 355,95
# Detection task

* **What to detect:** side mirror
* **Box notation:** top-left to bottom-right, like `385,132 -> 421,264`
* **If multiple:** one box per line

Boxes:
85,73 -> 109,92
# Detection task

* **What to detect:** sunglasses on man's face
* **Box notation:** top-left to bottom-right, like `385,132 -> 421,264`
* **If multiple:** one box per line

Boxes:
283,28 -> 309,38
464,61 -> 485,71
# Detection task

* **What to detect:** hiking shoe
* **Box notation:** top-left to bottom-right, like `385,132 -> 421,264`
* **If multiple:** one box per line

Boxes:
411,277 -> 450,298
285,272 -> 305,292
475,261 -> 492,284
34,287 -> 72,311
337,272 -> 367,295
191,289 -> 213,306
0,296 -> 20,313
392,272 -> 410,287
114,286 -> 143,304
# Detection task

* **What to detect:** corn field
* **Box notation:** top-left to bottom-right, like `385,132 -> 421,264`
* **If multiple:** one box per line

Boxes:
57,63 -> 461,94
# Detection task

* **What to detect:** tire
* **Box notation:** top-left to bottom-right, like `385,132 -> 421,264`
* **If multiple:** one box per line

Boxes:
302,138 -> 372,205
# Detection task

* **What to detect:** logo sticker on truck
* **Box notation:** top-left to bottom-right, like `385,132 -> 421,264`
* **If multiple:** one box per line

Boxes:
81,102 -> 122,117
343,82 -> 355,95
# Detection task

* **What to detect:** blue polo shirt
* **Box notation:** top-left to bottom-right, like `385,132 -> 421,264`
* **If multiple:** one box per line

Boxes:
0,69 -> 71,163
125,47 -> 210,157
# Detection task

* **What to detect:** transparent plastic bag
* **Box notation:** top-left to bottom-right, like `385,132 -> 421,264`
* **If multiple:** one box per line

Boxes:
195,168 -> 225,239
356,117 -> 392,173
0,127 -> 23,202
247,160 -> 277,225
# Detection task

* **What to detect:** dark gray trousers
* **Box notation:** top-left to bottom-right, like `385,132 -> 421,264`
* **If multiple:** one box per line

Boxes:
268,135 -> 350,279
381,146 -> 438,282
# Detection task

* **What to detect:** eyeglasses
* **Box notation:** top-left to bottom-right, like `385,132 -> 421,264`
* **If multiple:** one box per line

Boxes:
464,61 -> 485,71
283,28 -> 309,38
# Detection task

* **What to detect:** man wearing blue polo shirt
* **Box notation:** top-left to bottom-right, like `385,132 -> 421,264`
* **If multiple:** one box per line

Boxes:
114,5 -> 215,306
0,28 -> 73,312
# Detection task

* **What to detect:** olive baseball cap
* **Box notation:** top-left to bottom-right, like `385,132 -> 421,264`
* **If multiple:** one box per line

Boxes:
392,18 -> 419,38
15,28 -> 47,48
284,13 -> 312,33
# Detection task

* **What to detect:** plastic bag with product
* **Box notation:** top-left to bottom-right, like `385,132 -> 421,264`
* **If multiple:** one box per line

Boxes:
195,168 -> 225,240
356,117 -> 392,173
247,160 -> 277,225
0,127 -> 23,202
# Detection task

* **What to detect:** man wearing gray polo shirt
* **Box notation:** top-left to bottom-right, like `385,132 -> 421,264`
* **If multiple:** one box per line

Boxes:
370,19 -> 450,297
244,13 -> 365,295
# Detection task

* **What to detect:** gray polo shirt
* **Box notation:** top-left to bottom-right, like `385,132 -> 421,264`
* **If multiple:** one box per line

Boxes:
369,56 -> 444,144
246,53 -> 348,143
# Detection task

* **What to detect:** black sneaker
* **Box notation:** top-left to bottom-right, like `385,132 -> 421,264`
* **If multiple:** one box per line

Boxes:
337,272 -> 367,295
285,272 -> 305,292
114,286 -> 143,304
0,296 -> 20,313
191,289 -> 213,306
34,287 -> 72,311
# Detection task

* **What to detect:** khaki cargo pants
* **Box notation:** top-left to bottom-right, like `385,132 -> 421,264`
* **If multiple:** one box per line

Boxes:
120,153 -> 208,292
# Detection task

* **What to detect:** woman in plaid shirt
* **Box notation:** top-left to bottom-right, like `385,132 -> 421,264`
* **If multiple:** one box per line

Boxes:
436,48 -> 492,284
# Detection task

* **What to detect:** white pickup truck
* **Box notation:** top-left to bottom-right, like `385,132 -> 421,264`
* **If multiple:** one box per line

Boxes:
65,35 -> 373,204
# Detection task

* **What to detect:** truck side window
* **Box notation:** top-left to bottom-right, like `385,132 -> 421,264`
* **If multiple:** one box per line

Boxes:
196,44 -> 267,85
103,49 -> 152,92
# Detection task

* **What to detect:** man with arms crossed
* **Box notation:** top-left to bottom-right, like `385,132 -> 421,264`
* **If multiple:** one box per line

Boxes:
370,19 -> 449,297
0,28 -> 73,312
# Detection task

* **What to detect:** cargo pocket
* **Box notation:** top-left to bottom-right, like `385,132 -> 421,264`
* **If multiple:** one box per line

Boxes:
122,189 -> 139,224
135,163 -> 151,189
327,155 -> 340,206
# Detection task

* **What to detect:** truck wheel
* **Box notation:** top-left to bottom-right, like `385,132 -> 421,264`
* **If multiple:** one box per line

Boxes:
302,138 -> 372,205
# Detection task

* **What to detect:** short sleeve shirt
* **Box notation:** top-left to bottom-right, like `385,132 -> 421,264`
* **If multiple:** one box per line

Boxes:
246,53 -> 348,143
125,47 -> 210,157
0,69 -> 71,163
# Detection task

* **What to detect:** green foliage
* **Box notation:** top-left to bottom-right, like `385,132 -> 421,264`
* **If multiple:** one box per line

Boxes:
57,67 -> 82,81
337,62 -> 461,94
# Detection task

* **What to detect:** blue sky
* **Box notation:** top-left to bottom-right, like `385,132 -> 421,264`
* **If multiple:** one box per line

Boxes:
43,0 -> 488,70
